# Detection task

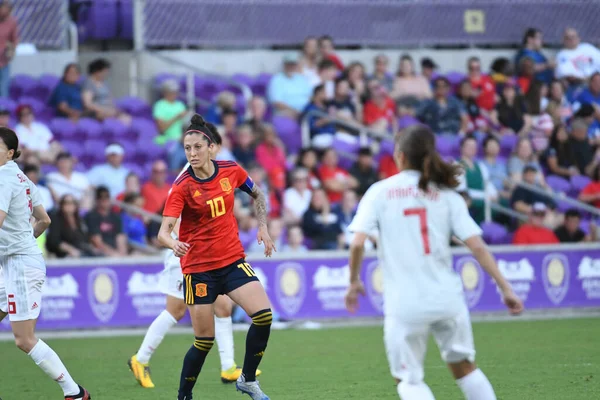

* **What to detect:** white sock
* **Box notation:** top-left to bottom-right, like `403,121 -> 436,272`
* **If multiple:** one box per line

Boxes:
214,316 -> 235,371
398,381 -> 436,400
136,310 -> 178,364
28,339 -> 80,396
456,369 -> 497,400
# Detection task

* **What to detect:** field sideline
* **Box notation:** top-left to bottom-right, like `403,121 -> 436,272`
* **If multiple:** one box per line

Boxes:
0,317 -> 598,399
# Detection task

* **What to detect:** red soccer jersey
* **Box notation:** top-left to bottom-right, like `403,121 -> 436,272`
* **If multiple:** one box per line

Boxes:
163,160 -> 255,274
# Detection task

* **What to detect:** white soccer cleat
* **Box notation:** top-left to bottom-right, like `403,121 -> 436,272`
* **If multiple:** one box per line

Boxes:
236,374 -> 270,400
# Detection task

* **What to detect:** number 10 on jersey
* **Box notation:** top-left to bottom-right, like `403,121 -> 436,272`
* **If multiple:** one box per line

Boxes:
207,196 -> 226,218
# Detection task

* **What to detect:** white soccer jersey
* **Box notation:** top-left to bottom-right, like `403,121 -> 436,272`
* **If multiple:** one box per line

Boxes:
349,170 -> 482,320
0,161 -> 43,257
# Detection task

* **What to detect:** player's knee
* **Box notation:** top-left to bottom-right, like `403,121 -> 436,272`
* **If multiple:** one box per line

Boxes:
169,304 -> 187,321
250,308 -> 272,327
213,297 -> 232,318
14,335 -> 37,353
448,360 -> 477,380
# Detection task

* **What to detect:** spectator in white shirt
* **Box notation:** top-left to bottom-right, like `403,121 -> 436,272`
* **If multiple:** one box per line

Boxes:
14,104 -> 61,164
281,225 -> 308,253
267,53 -> 312,118
23,163 -> 54,212
299,36 -> 321,87
315,59 -> 337,100
282,167 -> 312,225
555,28 -> 600,84
46,152 -> 92,209
87,143 -> 129,198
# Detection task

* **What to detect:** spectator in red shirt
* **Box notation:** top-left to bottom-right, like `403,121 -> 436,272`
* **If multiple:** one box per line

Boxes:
255,124 -> 287,190
579,165 -> 600,208
141,160 -> 170,214
468,56 -> 496,112
378,153 -> 399,179
512,202 -> 560,245
296,148 -> 321,189
318,148 -> 358,203
363,82 -> 395,133
318,35 -> 344,71
517,56 -> 536,95
0,1 -> 18,98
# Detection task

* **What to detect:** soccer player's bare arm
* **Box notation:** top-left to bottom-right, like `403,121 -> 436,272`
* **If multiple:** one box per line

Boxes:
157,216 -> 189,257
249,184 -> 268,228
249,184 -> 276,256
0,209 -> 6,228
31,205 -> 51,238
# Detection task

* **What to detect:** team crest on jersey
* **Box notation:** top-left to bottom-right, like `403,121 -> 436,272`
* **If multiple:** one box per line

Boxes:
220,178 -> 232,193
195,283 -> 208,297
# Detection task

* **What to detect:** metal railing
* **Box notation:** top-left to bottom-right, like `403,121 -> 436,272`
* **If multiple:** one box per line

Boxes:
299,108 -> 388,149
517,180 -> 600,217
147,52 -> 253,113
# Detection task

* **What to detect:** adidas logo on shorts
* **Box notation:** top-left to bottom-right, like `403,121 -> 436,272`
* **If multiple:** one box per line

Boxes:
31,302 -> 38,310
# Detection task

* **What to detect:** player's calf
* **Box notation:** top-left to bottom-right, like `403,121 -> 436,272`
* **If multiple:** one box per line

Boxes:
177,337 -> 215,399
449,361 -> 496,400
241,308 -> 272,382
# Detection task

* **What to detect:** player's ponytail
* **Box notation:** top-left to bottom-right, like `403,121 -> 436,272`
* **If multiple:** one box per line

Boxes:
205,122 -> 223,146
397,125 -> 461,191
186,113 -> 216,144
0,127 -> 21,161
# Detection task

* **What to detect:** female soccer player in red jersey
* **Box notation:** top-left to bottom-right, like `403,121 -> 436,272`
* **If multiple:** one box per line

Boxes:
128,123 -> 262,388
158,115 -> 275,400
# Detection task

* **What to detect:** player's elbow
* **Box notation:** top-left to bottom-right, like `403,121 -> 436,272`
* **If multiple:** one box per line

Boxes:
350,233 -> 367,252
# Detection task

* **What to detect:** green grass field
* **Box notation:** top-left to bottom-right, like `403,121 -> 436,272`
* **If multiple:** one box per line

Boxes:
0,318 -> 598,400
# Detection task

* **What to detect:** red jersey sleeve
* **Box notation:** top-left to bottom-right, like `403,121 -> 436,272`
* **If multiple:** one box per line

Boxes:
163,184 -> 185,218
233,164 -> 255,195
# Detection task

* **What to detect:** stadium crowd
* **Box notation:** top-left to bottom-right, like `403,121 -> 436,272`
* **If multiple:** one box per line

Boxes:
5,28 -> 600,258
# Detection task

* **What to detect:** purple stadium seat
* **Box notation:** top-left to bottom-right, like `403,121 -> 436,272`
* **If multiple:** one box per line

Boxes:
397,115 -> 420,130
76,118 -> 102,138
39,74 -> 60,91
579,219 -> 592,235
41,165 -> 58,176
481,222 -> 509,245
235,94 -> 247,116
50,118 -> 77,139
445,71 -> 467,89
0,97 -> 16,116
77,0 -> 118,41
272,115 -> 301,153
116,96 -> 151,118
571,175 -> 592,194
232,73 -> 253,87
380,139 -> 394,155
124,163 -> 145,180
132,117 -> 158,140
118,0 -> 133,39
499,134 -> 518,158
37,107 -> 56,124
102,118 -> 128,141
436,135 -> 459,157
84,139 -> 108,162
73,162 -> 87,173
332,135 -> 360,155
546,175 -> 571,194
155,73 -> 180,87
556,199 -> 573,213
9,74 -> 37,100
61,140 -> 83,158
337,154 -> 355,170
16,97 -> 45,115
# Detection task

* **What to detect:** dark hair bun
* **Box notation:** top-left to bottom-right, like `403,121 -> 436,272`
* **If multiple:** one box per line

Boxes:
191,114 -> 206,126
13,150 -> 21,160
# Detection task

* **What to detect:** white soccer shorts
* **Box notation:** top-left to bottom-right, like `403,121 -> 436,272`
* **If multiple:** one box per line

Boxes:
159,257 -> 184,300
0,254 -> 46,322
384,306 -> 476,383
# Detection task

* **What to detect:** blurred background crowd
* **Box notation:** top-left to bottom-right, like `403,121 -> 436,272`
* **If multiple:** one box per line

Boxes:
3,0 -> 600,258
